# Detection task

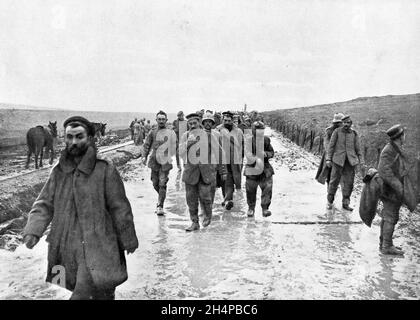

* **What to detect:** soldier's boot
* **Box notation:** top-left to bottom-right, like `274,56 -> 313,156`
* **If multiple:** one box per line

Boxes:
380,222 -> 404,256
202,206 -> 212,227
327,194 -> 334,210
202,216 -> 211,228
185,222 -> 200,232
225,200 -> 234,210
156,206 -> 165,216
342,198 -> 353,211
247,208 -> 255,217
262,209 -> 272,217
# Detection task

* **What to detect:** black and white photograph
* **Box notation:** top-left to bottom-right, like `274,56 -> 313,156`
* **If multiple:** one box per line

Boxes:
0,0 -> 419,306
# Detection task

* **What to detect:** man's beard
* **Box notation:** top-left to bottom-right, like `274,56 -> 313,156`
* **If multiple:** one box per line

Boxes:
67,143 -> 89,157
224,123 -> 233,130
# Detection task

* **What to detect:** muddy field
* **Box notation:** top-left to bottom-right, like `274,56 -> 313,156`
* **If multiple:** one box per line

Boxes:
0,107 -> 168,147
0,128 -> 131,179
0,127 -> 419,300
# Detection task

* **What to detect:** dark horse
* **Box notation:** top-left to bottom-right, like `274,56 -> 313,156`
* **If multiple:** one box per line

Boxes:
26,121 -> 57,169
92,122 -> 107,139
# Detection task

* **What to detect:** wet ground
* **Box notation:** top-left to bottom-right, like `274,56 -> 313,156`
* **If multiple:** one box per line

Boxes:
0,128 -> 419,299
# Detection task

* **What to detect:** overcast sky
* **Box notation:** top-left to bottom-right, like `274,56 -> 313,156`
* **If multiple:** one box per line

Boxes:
0,0 -> 419,113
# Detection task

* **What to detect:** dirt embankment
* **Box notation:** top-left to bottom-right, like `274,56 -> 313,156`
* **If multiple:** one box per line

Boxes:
0,143 -> 142,250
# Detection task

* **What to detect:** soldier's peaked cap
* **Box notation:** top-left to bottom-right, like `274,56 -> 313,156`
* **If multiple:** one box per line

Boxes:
386,124 -> 405,140
63,116 -> 95,136
186,113 -> 200,121
222,111 -> 234,118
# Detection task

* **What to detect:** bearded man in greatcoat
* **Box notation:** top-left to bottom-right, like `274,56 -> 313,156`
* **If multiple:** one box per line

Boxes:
23,116 -> 138,300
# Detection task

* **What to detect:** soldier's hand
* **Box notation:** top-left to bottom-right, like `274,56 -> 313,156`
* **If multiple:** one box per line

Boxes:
326,160 -> 332,168
126,247 -> 137,255
23,234 -> 39,249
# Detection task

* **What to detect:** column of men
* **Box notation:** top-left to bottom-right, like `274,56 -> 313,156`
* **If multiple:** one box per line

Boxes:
21,112 -> 413,300
140,109 -> 275,230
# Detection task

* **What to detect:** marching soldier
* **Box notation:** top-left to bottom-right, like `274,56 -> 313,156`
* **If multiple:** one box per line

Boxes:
142,111 -> 176,215
173,111 -> 187,171
179,113 -> 226,231
201,112 -> 227,205
315,113 -> 344,190
326,115 -> 365,211
244,121 -> 275,217
377,124 -> 407,255
217,111 -> 244,210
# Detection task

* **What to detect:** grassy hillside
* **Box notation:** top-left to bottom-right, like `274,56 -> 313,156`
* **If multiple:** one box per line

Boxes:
264,93 -> 420,166
0,107 -> 176,147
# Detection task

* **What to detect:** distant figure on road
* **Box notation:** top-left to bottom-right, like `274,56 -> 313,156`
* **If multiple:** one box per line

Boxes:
172,111 -> 187,171
144,119 -> 152,136
23,116 -> 138,300
129,118 -> 137,140
326,115 -> 365,211
133,120 -> 144,146
238,115 -> 252,133
315,113 -> 344,190
377,124 -> 407,255
244,121 -> 275,217
142,111 -> 176,215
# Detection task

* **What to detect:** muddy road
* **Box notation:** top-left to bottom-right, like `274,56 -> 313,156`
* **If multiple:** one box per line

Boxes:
0,128 -> 419,300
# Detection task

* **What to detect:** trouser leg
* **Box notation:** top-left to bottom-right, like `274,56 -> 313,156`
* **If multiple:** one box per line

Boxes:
224,171 -> 235,202
158,169 -> 170,207
260,176 -> 273,210
245,177 -> 258,210
151,170 -> 160,194
327,162 -> 343,203
176,142 -> 180,167
210,183 -> 216,204
186,183 -> 199,223
199,180 -> 213,219
381,199 -> 401,248
341,160 -> 355,205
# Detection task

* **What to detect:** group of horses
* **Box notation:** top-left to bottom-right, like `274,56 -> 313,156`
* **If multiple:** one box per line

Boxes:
25,121 -> 107,169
